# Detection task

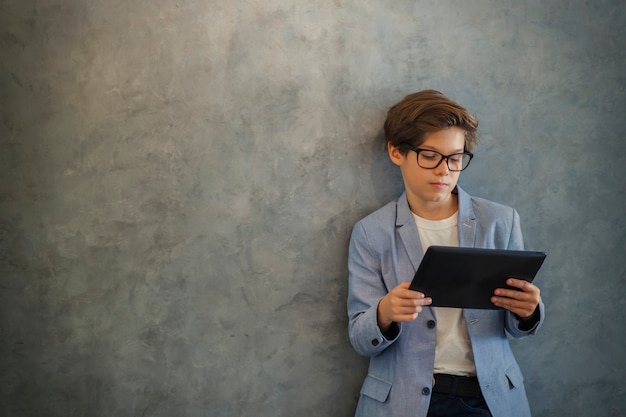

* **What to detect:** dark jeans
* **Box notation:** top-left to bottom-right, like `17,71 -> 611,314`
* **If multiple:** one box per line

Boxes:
427,392 -> 493,417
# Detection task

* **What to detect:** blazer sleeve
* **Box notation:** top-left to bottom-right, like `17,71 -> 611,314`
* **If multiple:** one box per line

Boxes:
504,208 -> 545,338
347,221 -> 401,357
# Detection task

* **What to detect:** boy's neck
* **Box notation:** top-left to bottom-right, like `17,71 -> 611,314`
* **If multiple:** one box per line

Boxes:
409,194 -> 458,221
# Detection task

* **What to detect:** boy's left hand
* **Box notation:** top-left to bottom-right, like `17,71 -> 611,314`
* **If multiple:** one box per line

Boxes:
491,278 -> 541,319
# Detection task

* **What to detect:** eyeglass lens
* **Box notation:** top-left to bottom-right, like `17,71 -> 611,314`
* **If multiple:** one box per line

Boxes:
417,150 -> 471,171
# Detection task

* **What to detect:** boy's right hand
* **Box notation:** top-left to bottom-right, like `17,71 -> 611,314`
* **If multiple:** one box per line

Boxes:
377,282 -> 432,333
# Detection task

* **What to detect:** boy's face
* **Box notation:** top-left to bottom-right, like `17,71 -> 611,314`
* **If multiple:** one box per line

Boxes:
388,126 -> 466,218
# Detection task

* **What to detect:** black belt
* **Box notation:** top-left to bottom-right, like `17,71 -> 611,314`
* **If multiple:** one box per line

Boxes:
433,374 -> 483,398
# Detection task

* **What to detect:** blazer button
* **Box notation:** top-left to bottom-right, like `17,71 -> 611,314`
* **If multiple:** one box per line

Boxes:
427,320 -> 436,329
371,339 -> 380,347
422,387 -> 431,395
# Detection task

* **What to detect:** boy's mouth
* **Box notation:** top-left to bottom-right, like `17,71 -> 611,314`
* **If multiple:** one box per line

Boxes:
430,182 -> 449,190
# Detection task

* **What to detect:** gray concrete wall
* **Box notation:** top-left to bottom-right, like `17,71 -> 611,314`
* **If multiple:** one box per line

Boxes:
1,1 -> 625,416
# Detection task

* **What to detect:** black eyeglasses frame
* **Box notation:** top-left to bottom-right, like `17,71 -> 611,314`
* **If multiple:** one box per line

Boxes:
398,144 -> 474,172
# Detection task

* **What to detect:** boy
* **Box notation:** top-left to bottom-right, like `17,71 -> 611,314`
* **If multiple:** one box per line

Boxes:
347,90 -> 544,417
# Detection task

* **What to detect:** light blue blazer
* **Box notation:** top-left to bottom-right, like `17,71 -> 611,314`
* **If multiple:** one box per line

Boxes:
347,186 -> 544,417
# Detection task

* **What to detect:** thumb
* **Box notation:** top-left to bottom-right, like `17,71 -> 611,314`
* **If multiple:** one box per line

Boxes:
397,281 -> 411,290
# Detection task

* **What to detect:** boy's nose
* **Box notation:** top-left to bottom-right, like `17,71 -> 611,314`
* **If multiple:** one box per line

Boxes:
433,159 -> 450,175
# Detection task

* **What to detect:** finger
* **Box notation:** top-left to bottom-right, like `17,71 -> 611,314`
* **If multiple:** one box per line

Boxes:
491,296 -> 537,317
505,278 -> 540,294
398,281 -> 434,298
392,294 -> 429,307
394,282 -> 426,299
491,296 -> 525,309
493,288 -> 531,300
495,281 -> 540,300
397,282 -> 412,290
395,305 -> 423,314
396,296 -> 432,307
394,313 -> 420,323
415,297 -> 432,306
387,305 -> 420,321
396,290 -> 428,301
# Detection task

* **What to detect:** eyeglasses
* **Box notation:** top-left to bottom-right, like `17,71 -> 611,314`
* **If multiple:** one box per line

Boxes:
399,144 -> 473,172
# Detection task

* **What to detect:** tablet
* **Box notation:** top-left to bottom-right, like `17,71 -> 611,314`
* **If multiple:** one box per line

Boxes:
409,246 -> 547,309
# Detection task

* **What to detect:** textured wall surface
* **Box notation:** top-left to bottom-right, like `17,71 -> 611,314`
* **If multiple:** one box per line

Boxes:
1,1 -> 625,416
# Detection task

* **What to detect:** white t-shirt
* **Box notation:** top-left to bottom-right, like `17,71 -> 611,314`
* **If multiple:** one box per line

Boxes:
412,211 -> 477,377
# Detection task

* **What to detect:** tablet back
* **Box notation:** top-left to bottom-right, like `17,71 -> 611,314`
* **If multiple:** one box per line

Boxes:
409,246 -> 547,309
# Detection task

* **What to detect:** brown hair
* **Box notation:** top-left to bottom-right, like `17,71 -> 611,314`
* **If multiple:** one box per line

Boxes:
384,90 -> 479,153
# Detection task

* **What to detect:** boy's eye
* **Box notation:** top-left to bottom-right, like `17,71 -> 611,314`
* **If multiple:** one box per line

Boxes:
420,151 -> 439,160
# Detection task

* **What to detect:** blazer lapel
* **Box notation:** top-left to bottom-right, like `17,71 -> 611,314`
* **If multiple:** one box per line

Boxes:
395,187 -> 477,268
395,193 -> 437,322
395,192 -> 424,271
456,186 -> 477,247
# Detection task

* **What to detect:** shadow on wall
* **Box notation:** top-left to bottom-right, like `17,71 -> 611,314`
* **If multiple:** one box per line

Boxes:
370,131 -> 405,206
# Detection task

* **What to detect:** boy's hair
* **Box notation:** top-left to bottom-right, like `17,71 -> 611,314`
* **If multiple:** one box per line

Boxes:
384,90 -> 479,153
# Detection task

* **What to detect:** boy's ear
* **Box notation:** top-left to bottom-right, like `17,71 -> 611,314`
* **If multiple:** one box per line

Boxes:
387,142 -> 403,166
